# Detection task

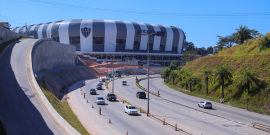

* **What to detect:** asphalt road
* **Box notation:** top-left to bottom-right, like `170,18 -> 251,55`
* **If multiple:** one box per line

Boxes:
67,77 -> 179,135
0,39 -> 63,135
110,76 -> 269,135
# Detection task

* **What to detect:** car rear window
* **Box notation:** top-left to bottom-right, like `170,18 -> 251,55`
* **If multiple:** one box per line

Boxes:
109,94 -> 115,96
206,102 -> 211,104
97,97 -> 104,100
123,81 -> 126,83
129,106 -> 136,109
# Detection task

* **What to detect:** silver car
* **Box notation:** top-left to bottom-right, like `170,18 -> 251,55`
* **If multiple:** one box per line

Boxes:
95,97 -> 105,105
198,101 -> 212,109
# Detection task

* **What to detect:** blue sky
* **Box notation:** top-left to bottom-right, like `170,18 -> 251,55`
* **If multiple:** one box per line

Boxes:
0,0 -> 269,48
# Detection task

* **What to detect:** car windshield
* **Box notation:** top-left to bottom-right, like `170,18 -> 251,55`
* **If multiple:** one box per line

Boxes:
109,94 -> 115,96
97,97 -> 104,100
123,81 -> 126,83
129,106 -> 136,109
91,89 -> 95,91
97,84 -> 101,86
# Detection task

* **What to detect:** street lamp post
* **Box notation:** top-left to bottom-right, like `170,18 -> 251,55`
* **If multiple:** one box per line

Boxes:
140,31 -> 155,115
110,43 -> 118,93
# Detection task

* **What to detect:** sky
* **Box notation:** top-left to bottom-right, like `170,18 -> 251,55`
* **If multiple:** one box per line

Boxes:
0,0 -> 269,48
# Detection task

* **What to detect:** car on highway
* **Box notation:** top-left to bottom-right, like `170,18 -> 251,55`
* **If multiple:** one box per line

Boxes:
122,81 -> 127,85
136,91 -> 146,99
98,81 -> 103,85
95,97 -> 105,105
198,101 -> 212,109
96,84 -> 102,90
126,74 -> 129,76
106,93 -> 117,101
102,78 -> 105,82
90,89 -> 96,95
124,105 -> 138,115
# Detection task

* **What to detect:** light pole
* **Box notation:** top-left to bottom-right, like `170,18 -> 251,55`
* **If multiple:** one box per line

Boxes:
110,43 -> 118,93
140,31 -> 155,115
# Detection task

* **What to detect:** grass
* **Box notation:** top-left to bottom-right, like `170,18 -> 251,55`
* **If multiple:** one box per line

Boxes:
40,86 -> 89,135
164,82 -> 270,115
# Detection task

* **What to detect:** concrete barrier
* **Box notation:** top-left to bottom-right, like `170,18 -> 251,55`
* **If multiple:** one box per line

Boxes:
0,27 -> 27,44
26,39 -> 81,135
32,39 -> 76,72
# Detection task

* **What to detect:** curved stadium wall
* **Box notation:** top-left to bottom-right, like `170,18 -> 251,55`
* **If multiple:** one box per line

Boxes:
11,19 -> 186,54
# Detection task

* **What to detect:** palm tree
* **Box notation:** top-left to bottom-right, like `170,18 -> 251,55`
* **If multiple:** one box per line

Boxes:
162,68 -> 171,82
170,70 -> 177,84
215,65 -> 232,99
202,68 -> 213,95
234,25 -> 252,44
237,68 -> 259,109
183,70 -> 191,90
187,75 -> 198,92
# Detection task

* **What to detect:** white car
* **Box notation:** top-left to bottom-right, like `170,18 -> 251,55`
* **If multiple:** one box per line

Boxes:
98,81 -> 103,85
95,97 -> 105,105
198,101 -> 212,109
122,81 -> 127,85
124,105 -> 138,115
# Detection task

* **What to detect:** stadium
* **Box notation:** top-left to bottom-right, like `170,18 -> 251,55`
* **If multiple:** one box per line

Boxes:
11,19 -> 186,66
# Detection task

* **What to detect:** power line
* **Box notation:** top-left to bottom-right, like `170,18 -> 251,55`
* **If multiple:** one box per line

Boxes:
11,0 -> 270,17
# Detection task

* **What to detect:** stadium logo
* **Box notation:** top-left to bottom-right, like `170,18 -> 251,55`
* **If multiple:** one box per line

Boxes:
81,24 -> 91,38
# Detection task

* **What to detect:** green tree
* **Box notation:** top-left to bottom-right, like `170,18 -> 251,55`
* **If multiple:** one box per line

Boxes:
183,51 -> 197,62
202,68 -> 213,95
237,68 -> 259,106
162,68 -> 171,81
169,60 -> 178,70
169,70 -> 177,84
182,70 -> 191,89
234,25 -> 252,44
187,75 -> 198,92
258,36 -> 270,51
214,65 -> 233,99
237,68 -> 259,93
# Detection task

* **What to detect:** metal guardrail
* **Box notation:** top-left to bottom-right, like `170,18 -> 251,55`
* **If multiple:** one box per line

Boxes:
252,123 -> 270,132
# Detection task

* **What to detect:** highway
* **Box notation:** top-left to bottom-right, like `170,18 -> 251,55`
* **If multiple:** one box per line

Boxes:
108,76 -> 269,135
0,39 -> 64,135
67,77 -> 179,135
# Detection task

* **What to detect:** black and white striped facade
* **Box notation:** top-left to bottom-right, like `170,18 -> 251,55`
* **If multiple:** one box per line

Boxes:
11,19 -> 185,54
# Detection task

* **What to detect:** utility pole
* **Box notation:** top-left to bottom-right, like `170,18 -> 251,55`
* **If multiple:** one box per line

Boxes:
140,31 -> 155,115
25,23 -> 27,35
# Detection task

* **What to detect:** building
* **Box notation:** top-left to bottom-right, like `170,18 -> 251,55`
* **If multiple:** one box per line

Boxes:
11,19 -> 186,66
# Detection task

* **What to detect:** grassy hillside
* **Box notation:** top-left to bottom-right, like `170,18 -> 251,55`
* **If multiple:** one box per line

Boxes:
166,32 -> 270,114
41,87 -> 89,135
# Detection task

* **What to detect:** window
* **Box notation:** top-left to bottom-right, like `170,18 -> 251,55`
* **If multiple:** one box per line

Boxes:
52,37 -> 60,42
134,41 -> 140,46
93,37 -> 104,44
69,36 -> 80,44
116,39 -> 126,45
172,47 -> 178,52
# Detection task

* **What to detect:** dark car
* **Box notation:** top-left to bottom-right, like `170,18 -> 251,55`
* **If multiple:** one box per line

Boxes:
106,93 -> 117,101
90,89 -> 96,95
96,84 -> 102,90
136,91 -> 146,99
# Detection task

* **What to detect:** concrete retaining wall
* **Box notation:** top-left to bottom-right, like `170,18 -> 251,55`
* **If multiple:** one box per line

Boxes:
32,39 -> 76,73
0,27 -> 26,44
26,39 -> 81,135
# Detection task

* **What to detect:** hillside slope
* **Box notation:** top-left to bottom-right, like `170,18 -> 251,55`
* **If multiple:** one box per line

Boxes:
174,32 -> 270,114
